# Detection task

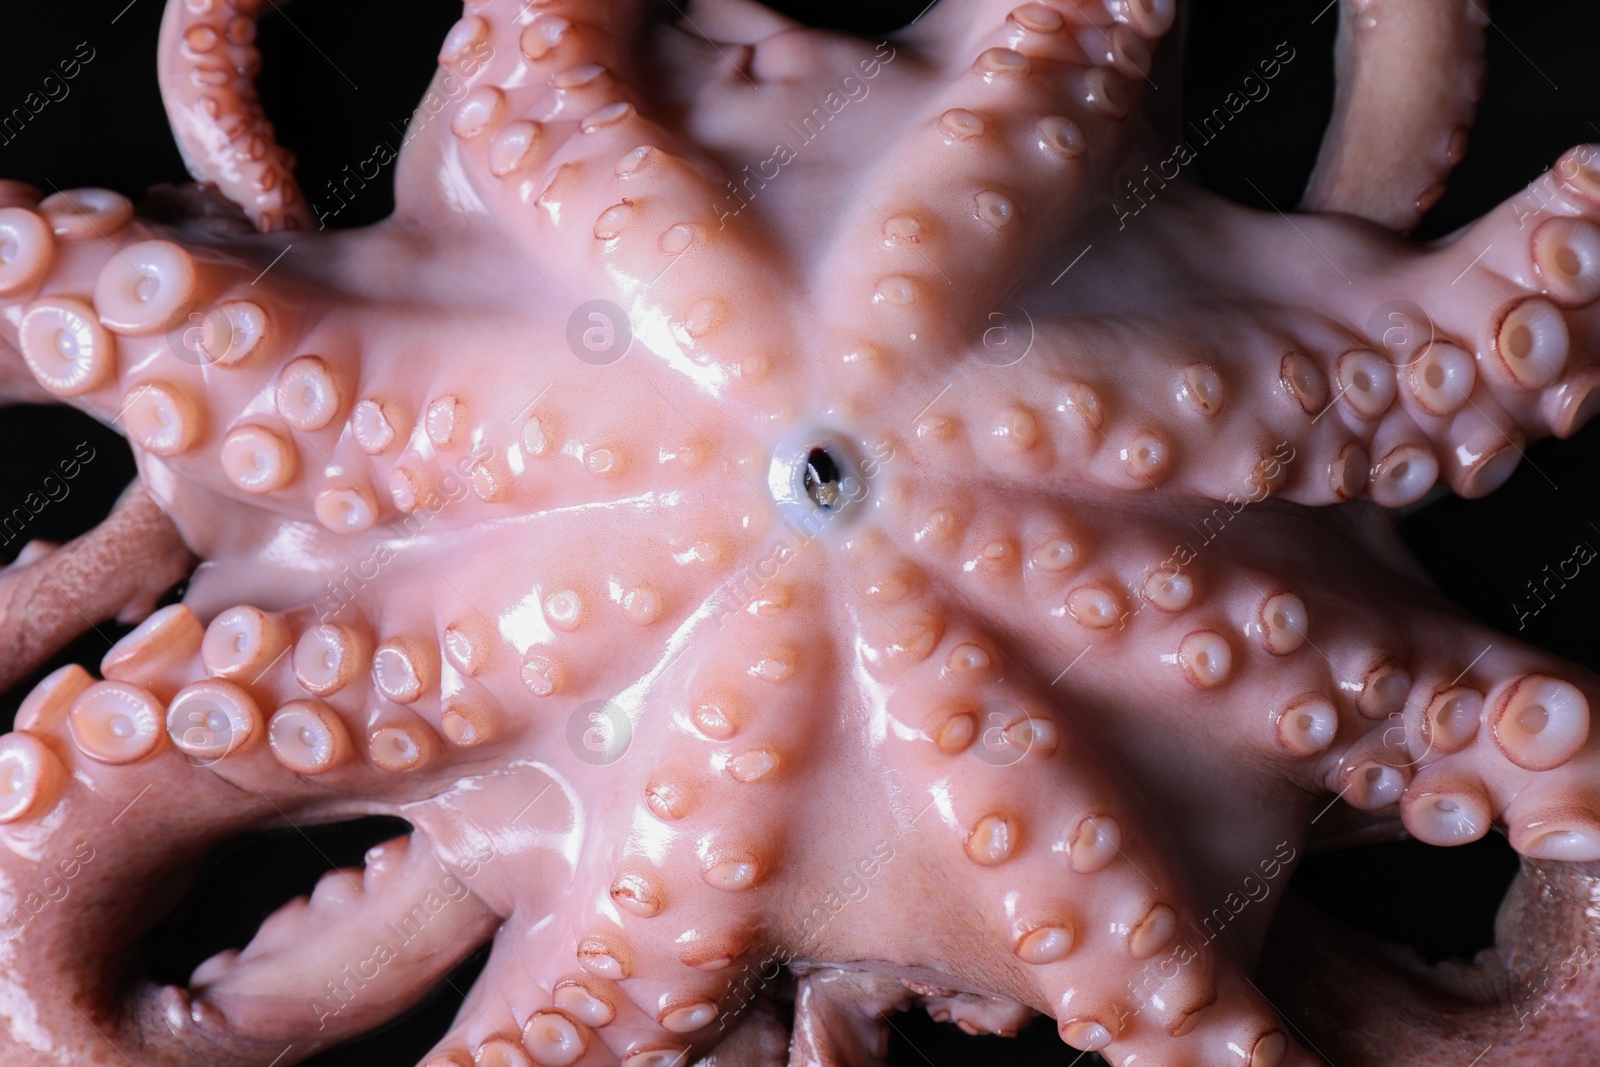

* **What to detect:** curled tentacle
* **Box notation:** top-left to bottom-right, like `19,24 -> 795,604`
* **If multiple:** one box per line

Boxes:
1300,0 -> 1488,231
156,0 -> 313,231
187,833 -> 498,1047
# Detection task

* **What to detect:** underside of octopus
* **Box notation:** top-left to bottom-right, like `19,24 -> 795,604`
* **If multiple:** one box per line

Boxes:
2,0 -> 1600,1064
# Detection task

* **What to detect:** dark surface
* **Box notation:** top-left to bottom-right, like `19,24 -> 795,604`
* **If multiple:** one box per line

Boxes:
0,1 -> 1597,1064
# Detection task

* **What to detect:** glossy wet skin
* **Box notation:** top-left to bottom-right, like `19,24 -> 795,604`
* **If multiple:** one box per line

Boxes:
1,1 -> 1600,1065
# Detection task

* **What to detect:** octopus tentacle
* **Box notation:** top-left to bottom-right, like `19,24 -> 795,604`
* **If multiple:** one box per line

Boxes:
413,941 -> 526,1067
1260,859 -> 1600,1064
0,595 -> 499,1064
787,969 -> 911,1066
397,0 -> 675,238
1300,0 -> 1488,232
157,0 -> 313,232
187,833 -> 498,1046
906,0 -> 1174,58
0,483 -> 194,692
677,0 -> 806,44
878,437 -> 1600,856
814,0 -> 1160,333
0,712 -> 329,1065
1003,145 -> 1600,509
822,533 -> 1310,1062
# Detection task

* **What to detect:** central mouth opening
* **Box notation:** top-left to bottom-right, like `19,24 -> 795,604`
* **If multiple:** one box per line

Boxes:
768,432 -> 867,538
804,447 -> 843,511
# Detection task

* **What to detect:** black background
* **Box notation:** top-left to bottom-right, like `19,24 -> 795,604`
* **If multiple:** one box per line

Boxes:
0,1 -> 1597,1063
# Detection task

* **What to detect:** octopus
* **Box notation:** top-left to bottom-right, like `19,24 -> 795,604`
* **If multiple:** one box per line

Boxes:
1,0 -> 1599,1064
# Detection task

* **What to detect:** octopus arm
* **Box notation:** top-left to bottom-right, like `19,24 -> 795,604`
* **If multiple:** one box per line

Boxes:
1301,0 -> 1488,232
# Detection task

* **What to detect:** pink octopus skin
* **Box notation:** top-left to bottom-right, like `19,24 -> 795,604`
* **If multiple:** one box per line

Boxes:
1,1 -> 1600,1065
